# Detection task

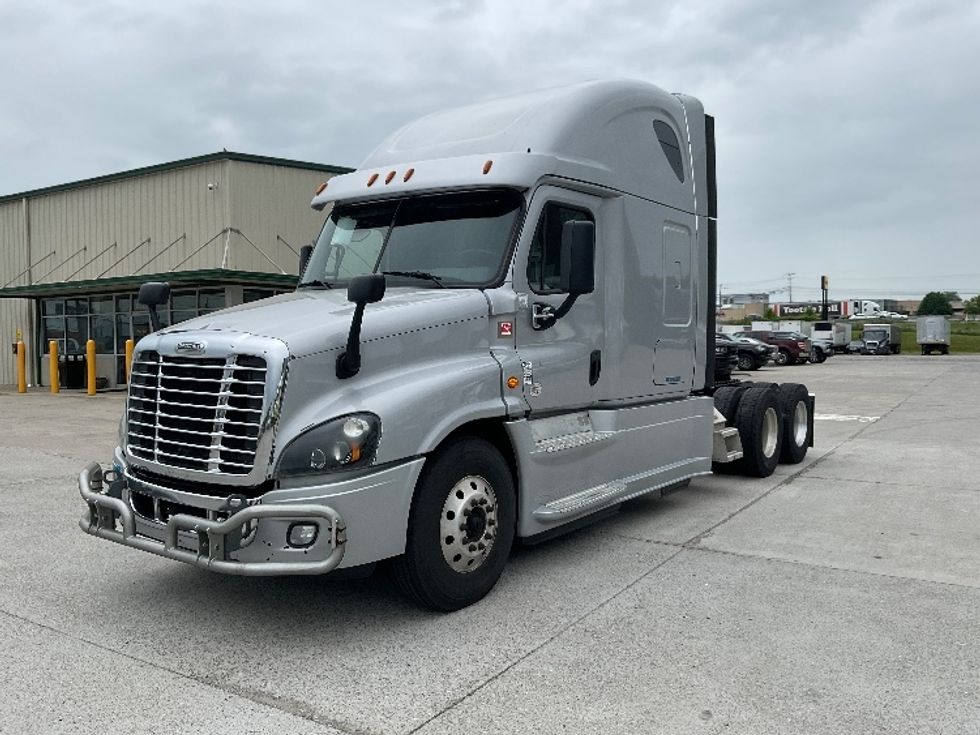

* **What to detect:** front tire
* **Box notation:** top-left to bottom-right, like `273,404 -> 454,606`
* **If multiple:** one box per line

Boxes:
774,349 -> 789,366
392,437 -> 516,611
737,353 -> 755,371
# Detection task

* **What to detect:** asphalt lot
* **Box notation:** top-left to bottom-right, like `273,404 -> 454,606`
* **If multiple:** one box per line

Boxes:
1,355 -> 978,734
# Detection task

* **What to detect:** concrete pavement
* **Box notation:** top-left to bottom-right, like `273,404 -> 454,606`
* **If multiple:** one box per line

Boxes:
0,355 -> 977,734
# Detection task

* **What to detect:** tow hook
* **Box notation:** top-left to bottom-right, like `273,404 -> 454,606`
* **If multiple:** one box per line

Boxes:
216,494 -> 251,554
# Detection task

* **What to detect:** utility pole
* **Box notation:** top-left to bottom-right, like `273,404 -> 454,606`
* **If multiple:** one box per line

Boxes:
785,272 -> 796,302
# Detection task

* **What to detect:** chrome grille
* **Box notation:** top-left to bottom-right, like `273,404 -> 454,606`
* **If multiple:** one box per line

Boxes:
127,351 -> 267,475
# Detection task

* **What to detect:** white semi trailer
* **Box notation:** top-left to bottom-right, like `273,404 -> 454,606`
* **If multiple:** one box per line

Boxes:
78,80 -> 814,610
916,316 -> 950,355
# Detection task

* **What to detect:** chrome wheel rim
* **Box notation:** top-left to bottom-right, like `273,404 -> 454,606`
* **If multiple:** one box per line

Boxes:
762,406 -> 779,458
440,475 -> 498,573
792,400 -> 808,447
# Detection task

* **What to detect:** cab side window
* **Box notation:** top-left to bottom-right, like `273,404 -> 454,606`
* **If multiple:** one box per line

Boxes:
526,203 -> 594,293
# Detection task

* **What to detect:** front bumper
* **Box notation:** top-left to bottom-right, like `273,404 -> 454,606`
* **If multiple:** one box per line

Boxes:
78,462 -> 347,576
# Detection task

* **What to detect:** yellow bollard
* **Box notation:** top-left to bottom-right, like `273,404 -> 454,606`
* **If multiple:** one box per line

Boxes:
50,341 -> 60,393
17,340 -> 26,393
125,338 -> 135,383
86,339 -> 97,396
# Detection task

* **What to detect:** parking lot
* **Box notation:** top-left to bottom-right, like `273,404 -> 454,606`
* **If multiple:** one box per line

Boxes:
1,355 -> 978,734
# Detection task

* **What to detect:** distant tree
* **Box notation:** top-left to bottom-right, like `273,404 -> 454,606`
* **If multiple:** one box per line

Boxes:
800,306 -> 818,321
917,291 -> 954,316
763,307 -> 777,321
943,291 -> 961,302
964,295 -> 980,316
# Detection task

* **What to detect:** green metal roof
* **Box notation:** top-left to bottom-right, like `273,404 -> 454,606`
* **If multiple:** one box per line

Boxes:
0,151 -> 355,206
0,269 -> 298,299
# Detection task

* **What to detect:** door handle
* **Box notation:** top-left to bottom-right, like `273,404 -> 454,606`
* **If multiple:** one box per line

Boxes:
589,350 -> 601,386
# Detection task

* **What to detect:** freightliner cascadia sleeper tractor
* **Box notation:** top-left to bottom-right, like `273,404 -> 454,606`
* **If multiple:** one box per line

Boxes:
79,80 -> 814,610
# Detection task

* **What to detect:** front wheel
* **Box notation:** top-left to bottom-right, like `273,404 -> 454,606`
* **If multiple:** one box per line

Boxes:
391,437 -> 516,611
774,349 -> 789,366
737,353 -> 755,371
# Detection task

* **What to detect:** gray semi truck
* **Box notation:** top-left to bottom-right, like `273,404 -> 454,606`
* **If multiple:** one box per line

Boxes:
78,80 -> 814,610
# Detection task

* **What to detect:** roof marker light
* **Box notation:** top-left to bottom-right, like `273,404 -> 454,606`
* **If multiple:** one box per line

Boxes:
483,160 -> 493,175
403,168 -> 415,182
385,170 -> 396,184
314,181 -> 328,195
367,173 -> 379,187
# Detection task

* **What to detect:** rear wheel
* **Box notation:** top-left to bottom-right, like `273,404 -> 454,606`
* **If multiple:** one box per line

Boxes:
391,437 -> 516,611
733,383 -> 783,477
713,384 -> 749,426
776,383 -> 811,464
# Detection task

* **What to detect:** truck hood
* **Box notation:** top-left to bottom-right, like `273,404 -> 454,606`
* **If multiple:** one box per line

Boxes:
156,288 -> 491,358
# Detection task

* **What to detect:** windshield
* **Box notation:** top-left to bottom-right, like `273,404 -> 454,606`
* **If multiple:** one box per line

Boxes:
301,189 -> 524,288
864,329 -> 887,341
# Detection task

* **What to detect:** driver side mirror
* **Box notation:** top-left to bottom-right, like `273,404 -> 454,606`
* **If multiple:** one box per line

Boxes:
532,221 -> 595,331
559,220 -> 595,296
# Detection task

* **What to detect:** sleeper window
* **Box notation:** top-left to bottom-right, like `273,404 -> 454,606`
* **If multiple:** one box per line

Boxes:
653,120 -> 685,183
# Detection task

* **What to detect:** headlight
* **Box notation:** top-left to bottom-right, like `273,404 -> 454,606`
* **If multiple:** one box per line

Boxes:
277,413 -> 381,477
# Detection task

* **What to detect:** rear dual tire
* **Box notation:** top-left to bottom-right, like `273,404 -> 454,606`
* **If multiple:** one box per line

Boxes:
714,381 -> 811,476
732,383 -> 783,477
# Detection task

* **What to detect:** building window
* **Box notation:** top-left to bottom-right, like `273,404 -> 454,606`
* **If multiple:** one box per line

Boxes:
243,288 -> 274,303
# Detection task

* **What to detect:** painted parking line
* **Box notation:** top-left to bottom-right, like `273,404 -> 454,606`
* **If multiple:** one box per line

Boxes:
814,414 -> 880,423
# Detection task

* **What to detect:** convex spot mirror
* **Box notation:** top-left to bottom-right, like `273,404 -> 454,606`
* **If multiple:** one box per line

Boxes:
298,244 -> 313,278
138,281 -> 171,332
559,220 -> 595,296
347,273 -> 386,304
337,274 -> 387,379
137,281 -> 171,307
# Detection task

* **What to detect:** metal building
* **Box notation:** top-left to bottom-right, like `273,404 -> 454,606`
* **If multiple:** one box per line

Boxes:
0,152 -> 351,388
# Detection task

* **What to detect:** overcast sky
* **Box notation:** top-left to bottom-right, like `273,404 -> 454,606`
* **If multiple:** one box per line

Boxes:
1,0 -> 977,301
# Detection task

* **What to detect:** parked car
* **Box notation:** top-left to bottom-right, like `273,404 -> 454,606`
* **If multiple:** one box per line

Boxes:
714,333 -> 740,382
730,334 -> 774,370
736,331 -> 811,365
809,337 -> 834,363
846,339 -> 865,354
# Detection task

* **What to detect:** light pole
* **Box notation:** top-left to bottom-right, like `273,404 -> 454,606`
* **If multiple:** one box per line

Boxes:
785,272 -> 796,302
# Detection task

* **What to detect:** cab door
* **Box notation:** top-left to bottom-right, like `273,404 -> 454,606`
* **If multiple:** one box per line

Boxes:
512,186 -> 603,413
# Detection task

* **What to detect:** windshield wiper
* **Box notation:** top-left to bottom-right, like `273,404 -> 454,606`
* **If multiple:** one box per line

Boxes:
381,270 -> 445,288
297,279 -> 333,289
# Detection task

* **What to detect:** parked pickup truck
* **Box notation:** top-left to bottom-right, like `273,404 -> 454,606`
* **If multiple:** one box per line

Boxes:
727,334 -> 773,371
735,330 -> 811,365
77,80 -> 815,610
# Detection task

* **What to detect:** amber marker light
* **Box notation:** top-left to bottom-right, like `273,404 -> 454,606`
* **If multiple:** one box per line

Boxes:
385,170 -> 396,184
367,173 -> 379,187
403,167 -> 415,182
507,376 -> 520,390
483,160 -> 494,175
314,181 -> 328,195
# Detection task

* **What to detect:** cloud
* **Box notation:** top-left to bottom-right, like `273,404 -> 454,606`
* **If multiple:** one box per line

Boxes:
1,0 -> 977,296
